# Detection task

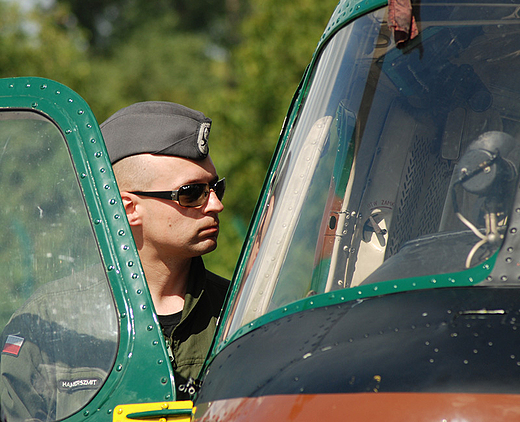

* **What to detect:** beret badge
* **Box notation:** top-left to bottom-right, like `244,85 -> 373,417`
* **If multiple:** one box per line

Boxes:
198,122 -> 210,156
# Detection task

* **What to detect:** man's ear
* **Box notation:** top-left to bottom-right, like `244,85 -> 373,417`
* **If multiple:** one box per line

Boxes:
120,192 -> 142,226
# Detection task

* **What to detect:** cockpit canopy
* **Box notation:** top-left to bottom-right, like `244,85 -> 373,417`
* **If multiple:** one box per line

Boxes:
221,0 -> 520,341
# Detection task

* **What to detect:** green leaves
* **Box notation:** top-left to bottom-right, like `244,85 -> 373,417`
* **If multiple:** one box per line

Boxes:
0,0 -> 338,279
0,2 -> 90,88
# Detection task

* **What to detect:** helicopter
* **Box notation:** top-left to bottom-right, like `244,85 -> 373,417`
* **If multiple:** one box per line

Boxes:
192,0 -> 520,419
2,0 -> 520,420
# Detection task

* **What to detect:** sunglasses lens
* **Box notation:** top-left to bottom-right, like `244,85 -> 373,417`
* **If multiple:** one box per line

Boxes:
176,179 -> 225,207
214,179 -> 226,200
178,184 -> 208,207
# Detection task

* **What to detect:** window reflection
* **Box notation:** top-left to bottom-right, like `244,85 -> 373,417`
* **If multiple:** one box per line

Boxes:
0,111 -> 118,422
223,3 -> 520,341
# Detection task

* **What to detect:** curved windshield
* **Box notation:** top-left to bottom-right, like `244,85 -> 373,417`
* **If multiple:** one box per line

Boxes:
0,111 -> 119,421
224,1 -> 520,338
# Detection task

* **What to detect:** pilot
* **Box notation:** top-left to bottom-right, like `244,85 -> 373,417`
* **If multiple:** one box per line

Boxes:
100,101 -> 229,397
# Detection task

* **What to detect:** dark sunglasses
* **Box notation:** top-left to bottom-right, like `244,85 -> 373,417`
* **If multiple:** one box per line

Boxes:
130,178 -> 225,208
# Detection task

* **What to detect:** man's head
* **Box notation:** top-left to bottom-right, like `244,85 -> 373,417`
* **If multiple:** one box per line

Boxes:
100,102 -> 224,260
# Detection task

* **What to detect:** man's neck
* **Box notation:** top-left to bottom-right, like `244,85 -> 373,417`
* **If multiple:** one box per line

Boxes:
141,256 -> 192,316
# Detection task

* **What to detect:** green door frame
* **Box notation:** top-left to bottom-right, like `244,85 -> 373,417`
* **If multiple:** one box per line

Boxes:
0,77 -> 178,421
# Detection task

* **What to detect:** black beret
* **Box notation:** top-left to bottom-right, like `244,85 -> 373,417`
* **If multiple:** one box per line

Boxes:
100,101 -> 211,164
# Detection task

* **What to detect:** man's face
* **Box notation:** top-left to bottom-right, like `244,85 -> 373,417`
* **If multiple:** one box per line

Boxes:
127,154 -> 224,260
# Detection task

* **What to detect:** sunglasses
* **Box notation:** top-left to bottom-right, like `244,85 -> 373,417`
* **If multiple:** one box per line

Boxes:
131,178 -> 225,208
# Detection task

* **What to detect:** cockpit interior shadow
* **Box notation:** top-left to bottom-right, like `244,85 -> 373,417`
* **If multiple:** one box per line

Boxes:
361,229 -> 495,285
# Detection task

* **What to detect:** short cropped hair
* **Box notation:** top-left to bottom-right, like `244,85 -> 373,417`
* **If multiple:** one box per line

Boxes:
112,154 -> 157,192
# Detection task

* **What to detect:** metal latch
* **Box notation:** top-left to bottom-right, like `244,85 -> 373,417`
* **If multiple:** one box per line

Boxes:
113,401 -> 194,422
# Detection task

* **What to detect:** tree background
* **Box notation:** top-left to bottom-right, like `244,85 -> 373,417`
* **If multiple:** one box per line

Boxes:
0,0 -> 338,278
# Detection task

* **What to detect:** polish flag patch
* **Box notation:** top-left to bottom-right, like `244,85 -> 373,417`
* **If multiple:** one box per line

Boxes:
2,335 -> 25,357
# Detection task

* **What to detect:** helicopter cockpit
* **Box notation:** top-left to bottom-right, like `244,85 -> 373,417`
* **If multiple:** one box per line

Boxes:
221,0 -> 520,340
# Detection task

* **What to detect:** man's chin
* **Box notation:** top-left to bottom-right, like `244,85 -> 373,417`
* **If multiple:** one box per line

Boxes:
199,239 -> 218,256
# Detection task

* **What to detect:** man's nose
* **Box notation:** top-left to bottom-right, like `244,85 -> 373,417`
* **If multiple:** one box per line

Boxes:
205,190 -> 224,213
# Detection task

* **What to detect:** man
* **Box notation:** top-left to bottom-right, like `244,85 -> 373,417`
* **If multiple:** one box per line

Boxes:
0,101 -> 226,422
100,101 -> 229,397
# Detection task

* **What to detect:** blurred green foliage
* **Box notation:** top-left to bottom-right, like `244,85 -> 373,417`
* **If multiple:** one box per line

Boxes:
0,0 -> 338,279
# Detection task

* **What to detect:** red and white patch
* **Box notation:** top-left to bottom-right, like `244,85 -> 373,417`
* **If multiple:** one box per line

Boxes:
2,335 -> 25,357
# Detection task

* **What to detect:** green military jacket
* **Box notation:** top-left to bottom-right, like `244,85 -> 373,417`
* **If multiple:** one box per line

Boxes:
168,256 -> 229,398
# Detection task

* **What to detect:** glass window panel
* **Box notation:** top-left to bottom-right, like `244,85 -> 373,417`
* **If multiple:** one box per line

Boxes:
223,1 -> 520,340
0,111 -> 119,422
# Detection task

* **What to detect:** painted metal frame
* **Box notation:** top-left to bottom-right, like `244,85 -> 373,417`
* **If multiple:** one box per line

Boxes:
0,77 -> 176,421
